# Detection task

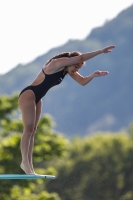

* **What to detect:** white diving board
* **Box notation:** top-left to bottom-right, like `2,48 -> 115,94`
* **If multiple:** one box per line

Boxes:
0,174 -> 56,180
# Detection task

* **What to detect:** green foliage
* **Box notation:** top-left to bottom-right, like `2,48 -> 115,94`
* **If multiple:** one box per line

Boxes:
0,94 -> 18,120
0,94 -> 22,137
34,114 -> 68,163
46,132 -> 133,200
0,95 -> 133,200
3,186 -> 61,200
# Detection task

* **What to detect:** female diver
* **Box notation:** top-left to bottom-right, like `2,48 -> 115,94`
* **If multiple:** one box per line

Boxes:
18,45 -> 115,174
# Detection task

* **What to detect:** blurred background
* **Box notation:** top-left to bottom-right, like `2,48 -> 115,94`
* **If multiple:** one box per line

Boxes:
0,1 -> 133,200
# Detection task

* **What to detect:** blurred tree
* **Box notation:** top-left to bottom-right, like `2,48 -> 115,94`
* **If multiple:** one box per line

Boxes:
7,186 -> 61,200
0,94 -> 18,120
0,94 -> 22,137
46,131 -> 133,200
1,95 -> 133,200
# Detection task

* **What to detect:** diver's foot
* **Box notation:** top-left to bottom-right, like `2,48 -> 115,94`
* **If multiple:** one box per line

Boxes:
29,164 -> 36,174
20,162 -> 34,174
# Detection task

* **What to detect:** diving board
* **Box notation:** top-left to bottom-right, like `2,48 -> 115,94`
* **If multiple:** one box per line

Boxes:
0,174 -> 56,180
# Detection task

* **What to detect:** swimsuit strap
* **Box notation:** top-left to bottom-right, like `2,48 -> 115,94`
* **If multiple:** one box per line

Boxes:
42,68 -> 46,75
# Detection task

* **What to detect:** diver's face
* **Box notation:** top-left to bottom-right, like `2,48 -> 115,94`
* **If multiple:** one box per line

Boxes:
67,63 -> 83,74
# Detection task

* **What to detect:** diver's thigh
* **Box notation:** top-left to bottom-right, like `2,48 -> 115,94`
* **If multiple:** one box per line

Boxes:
19,91 -> 36,130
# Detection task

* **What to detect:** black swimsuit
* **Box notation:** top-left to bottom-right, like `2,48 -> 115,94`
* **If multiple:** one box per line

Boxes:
19,69 -> 66,104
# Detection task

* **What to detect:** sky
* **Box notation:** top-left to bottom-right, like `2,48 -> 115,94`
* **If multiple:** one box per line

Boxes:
0,0 -> 133,74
